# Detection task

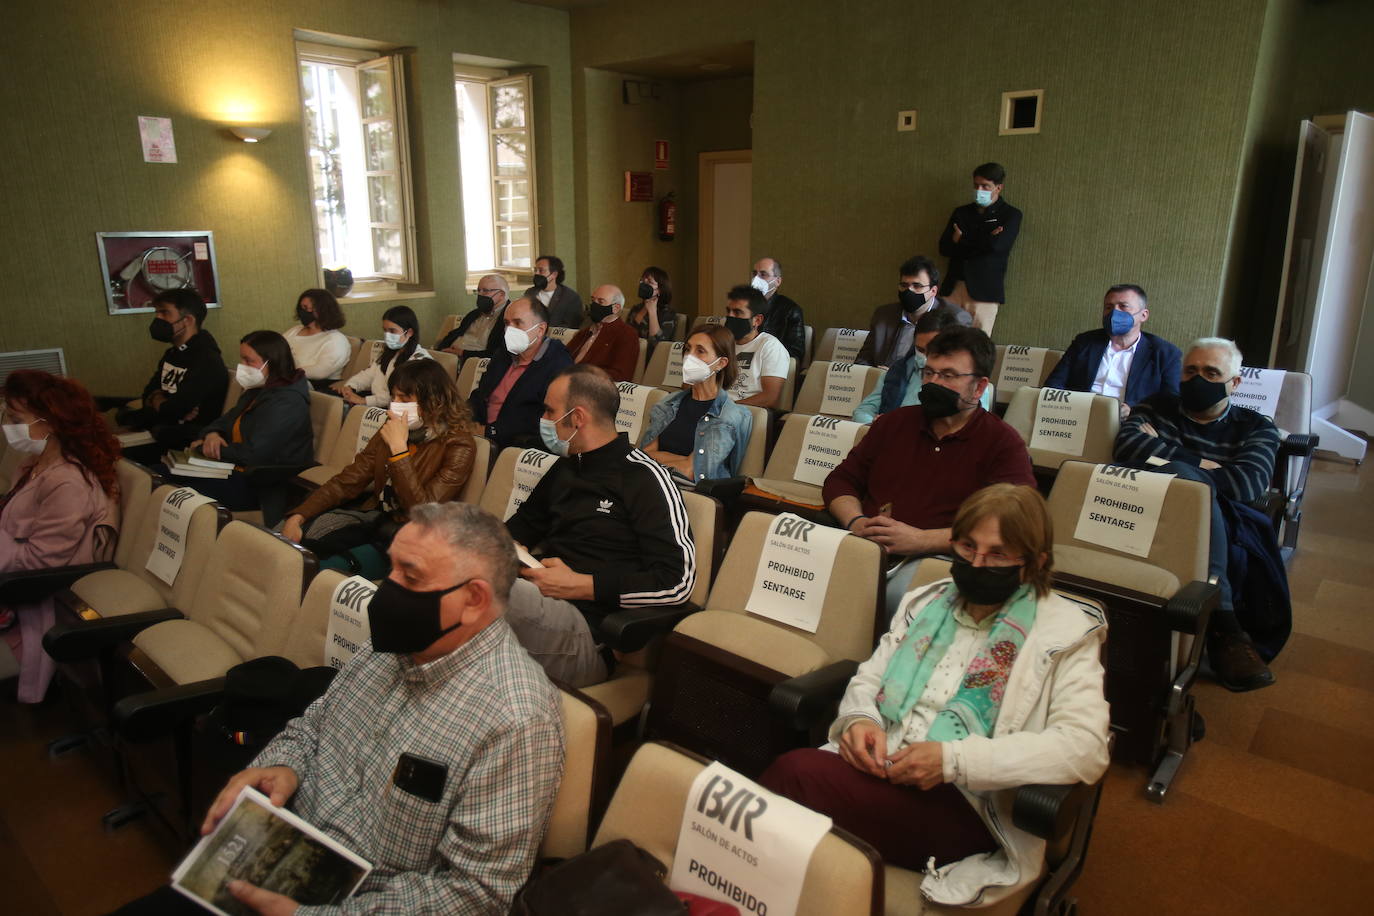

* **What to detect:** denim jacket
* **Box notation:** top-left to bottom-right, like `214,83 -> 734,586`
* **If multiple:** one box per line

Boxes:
640,389 -> 753,482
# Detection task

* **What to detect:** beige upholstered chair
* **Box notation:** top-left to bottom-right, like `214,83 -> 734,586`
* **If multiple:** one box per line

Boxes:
1004,386 -> 1120,482
276,568 -> 350,669
429,348 -> 459,380
539,684 -> 613,860
991,345 -> 1064,408
593,742 -> 883,916
671,312 -> 689,342
616,384 -> 670,444
296,404 -> 391,486
737,404 -> 771,478
341,339 -> 380,381
791,361 -> 883,418
221,371 -> 243,414
632,337 -> 649,384
456,355 -> 491,399
435,314 -> 461,343
458,435 -> 492,505
641,340 -> 685,392
478,445 -> 556,521
644,511 -> 884,775
748,412 -> 870,507
801,324 -> 815,371
777,356 -> 799,412
308,390 -> 344,465
812,327 -> 869,364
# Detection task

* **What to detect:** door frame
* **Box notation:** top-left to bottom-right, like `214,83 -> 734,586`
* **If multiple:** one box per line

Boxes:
698,149 -> 753,318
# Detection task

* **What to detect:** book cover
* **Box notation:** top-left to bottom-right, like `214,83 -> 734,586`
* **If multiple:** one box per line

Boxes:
171,786 -> 371,916
116,429 -> 155,447
166,449 -> 234,478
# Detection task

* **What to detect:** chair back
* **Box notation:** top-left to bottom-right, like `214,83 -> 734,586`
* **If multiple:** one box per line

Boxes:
643,340 -> 685,391
778,357 -> 799,411
342,340 -> 381,380
456,356 -> 491,399
632,338 -> 649,384
479,446 -> 557,521
309,391 -> 344,463
222,369 -> 243,414
801,324 -> 815,370
791,361 -> 882,418
615,383 -> 670,444
758,413 -> 869,491
992,346 -> 1064,406
672,312 -> 689,342
429,348 -> 459,380
116,485 -> 230,607
549,326 -> 579,345
436,314 -> 460,342
458,435 -> 493,504
738,405 -> 770,478
1004,387 -> 1120,470
539,685 -> 613,859
1272,370 -> 1312,435
111,460 -> 160,570
593,743 -> 882,916
813,327 -> 869,364
681,491 -> 724,608
279,568 -> 348,669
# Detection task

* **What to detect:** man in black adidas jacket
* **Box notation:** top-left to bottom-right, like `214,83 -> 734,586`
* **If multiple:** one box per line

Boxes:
504,365 -> 696,687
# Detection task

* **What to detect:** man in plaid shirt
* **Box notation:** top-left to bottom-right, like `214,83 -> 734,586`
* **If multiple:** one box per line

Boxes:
117,503 -> 564,915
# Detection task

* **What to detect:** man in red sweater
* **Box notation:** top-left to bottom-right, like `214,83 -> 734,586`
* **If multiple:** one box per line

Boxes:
565,284 -> 641,382
824,326 -> 1034,614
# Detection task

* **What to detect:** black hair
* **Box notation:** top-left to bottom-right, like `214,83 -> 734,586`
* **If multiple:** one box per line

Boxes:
914,308 -> 963,336
1106,284 -> 1148,306
152,288 -> 207,327
296,288 -> 346,330
926,326 -> 995,379
973,162 -> 1006,185
898,255 -> 940,289
240,330 -> 298,384
379,305 -> 420,372
726,284 -> 767,317
536,254 -> 566,284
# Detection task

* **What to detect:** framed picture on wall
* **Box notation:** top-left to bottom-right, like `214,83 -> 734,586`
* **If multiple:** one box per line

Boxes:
97,230 -> 222,315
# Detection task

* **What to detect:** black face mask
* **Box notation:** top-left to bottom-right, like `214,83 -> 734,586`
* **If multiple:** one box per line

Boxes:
637,281 -> 655,301
531,273 -> 549,291
1179,375 -> 1230,412
367,577 -> 470,654
919,382 -> 963,419
588,302 -> 614,323
899,289 -> 928,313
475,294 -> 496,314
149,317 -> 178,343
296,305 -> 314,327
723,316 -> 754,341
950,556 -> 1024,606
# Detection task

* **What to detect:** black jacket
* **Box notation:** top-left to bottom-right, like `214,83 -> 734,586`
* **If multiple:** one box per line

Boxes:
524,284 -> 584,329
939,197 -> 1023,303
201,374 -> 314,468
506,433 -> 696,632
437,303 -> 506,361
121,331 -> 230,450
762,292 -> 806,361
468,338 -> 574,450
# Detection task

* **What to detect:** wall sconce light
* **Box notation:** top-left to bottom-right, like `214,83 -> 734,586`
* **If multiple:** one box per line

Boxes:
229,126 -> 272,143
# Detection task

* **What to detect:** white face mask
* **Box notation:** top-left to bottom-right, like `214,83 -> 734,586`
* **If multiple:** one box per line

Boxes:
388,400 -> 422,429
681,353 -> 722,386
383,331 -> 407,350
750,275 -> 771,296
236,362 -> 267,389
3,422 -> 46,455
505,323 -> 536,356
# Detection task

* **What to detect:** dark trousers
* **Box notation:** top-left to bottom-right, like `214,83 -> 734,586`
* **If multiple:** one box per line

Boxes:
1132,460 -> 1234,613
106,885 -> 205,916
157,465 -> 260,511
760,748 -> 997,870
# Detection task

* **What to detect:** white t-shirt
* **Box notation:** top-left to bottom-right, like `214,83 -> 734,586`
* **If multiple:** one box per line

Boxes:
728,331 -> 790,402
1092,335 -> 1140,399
282,325 -> 352,381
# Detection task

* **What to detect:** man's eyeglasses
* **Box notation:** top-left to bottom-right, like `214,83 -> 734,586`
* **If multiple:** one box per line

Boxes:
919,368 -> 978,383
898,282 -> 932,292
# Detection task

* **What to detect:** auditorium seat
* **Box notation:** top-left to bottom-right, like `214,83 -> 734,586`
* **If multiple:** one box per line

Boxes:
1004,386 -> 1120,490
801,324 -> 815,371
991,345 -> 1064,413
340,339 -> 380,381
672,312 -> 689,342
592,742 -> 882,916
295,403 -> 391,487
641,339 -> 685,392
538,684 -> 613,860
478,445 -> 556,522
614,383 -> 670,444
549,326 -> 578,345
744,412 -> 870,512
456,355 -> 491,399
643,511 -> 884,776
429,347 -> 459,380
777,357 -> 799,412
229,391 -> 342,527
790,361 -> 883,419
1268,369 -> 1318,561
632,337 -> 649,384
435,314 -> 460,342
737,405 -> 772,478
813,327 -> 869,365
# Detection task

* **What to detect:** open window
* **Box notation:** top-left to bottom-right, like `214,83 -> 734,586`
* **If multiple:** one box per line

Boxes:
456,68 -> 538,280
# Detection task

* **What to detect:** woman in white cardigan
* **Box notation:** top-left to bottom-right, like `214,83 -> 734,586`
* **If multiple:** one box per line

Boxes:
761,483 -> 1110,909
282,288 -> 351,385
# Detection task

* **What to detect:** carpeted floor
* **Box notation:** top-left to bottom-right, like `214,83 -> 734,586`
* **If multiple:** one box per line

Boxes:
2,451 -> 1371,914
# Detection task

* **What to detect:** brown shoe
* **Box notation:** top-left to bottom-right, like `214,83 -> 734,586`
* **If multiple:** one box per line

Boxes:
1208,631 -> 1276,692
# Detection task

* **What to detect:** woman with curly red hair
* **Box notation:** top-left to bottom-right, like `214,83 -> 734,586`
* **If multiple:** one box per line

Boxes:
1,369 -> 121,703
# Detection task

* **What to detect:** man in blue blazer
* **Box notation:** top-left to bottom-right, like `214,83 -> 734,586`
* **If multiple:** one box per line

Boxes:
1043,284 -> 1181,417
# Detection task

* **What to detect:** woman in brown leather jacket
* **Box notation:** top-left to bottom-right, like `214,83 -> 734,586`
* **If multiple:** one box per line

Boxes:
280,359 -> 476,575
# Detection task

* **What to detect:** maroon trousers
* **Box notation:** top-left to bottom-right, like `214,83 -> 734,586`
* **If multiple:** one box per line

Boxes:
760,748 -> 997,870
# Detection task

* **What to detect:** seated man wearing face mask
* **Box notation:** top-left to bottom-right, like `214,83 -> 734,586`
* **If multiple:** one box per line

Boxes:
110,502 -> 564,916
751,257 -> 807,361
524,254 -> 584,330
565,284 -> 641,382
723,285 -> 791,410
1114,337 -> 1284,692
435,274 -> 509,361
855,255 -> 971,369
504,365 -> 696,688
825,326 -> 1035,614
852,309 -> 989,425
469,297 -> 574,450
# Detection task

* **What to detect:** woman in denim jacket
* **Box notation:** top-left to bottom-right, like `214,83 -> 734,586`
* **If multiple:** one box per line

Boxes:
639,324 -> 753,483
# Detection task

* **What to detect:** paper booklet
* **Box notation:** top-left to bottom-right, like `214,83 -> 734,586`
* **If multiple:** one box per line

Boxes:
116,429 -> 155,447
165,449 -> 235,478
515,543 -> 543,569
172,786 -> 372,916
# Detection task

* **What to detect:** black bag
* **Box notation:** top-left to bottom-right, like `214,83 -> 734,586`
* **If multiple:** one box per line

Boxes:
205,656 -> 337,751
511,839 -> 687,916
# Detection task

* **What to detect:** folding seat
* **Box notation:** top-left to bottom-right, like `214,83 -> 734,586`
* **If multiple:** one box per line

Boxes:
592,741 -> 882,916
632,337 -> 649,384
740,412 -> 870,516
614,382 -> 670,444
1267,369 -> 1319,560
456,354 -> 492,399
1004,386 -> 1120,492
1046,459 -> 1216,801
801,324 -> 815,371
295,403 -> 392,486
641,339 -> 685,391
340,339 -> 381,380
813,327 -> 870,364
643,511 -> 884,777
549,326 -> 579,345
429,347 -> 459,380
991,345 -> 1064,415
790,360 -> 883,419
671,311 -> 689,342
230,391 -> 342,526
736,404 -> 771,478
479,445 -> 557,522
538,684 -> 614,860
777,356 -> 799,412
435,314 -> 460,342
221,371 -> 242,414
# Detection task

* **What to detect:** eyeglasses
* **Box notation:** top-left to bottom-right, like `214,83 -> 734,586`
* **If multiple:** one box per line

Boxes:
919,368 -> 978,383
898,281 -> 932,292
952,539 -> 1024,567
476,287 -> 502,295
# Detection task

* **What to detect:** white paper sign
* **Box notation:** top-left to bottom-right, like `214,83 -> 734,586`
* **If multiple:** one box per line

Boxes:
614,381 -> 654,439
355,406 -> 389,453
1029,388 -> 1094,456
1073,464 -> 1176,557
193,242 -> 209,261
794,415 -> 863,486
819,362 -> 867,417
745,513 -> 850,633
549,326 -> 578,344
471,357 -> 490,388
145,487 -> 215,586
831,328 -> 869,363
138,116 -> 177,164
702,314 -> 725,325
661,341 -> 685,388
325,576 -> 376,669
670,761 -> 832,916
1232,366 -> 1285,419
997,346 -> 1051,402
503,448 -> 557,520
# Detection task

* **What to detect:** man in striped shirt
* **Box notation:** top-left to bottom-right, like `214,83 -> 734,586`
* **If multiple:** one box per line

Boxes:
1114,337 -> 1282,691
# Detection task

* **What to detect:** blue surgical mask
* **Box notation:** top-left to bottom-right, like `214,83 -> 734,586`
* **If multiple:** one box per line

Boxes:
539,409 -> 576,457
974,188 -> 994,207
1103,309 -> 1135,337
384,331 -> 407,350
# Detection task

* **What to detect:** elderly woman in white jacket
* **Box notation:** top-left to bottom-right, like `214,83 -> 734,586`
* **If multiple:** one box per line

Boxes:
761,483 -> 1110,909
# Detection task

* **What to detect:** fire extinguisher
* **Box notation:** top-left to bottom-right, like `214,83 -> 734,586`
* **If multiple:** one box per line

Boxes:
658,192 -> 677,241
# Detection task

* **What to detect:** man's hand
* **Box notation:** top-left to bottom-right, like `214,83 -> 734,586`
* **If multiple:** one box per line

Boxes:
181,405 -> 200,424
952,224 -> 963,244
201,766 -> 299,836
1118,402 -> 1131,422
886,741 -> 945,789
860,515 -> 928,555
147,391 -> 168,410
839,719 -> 888,778
520,557 -> 595,601
1199,459 -> 1221,470
991,226 -> 1004,237
227,880 -> 299,916
281,515 -> 305,544
200,432 -> 228,461
379,415 -> 409,454
1139,422 -> 1159,438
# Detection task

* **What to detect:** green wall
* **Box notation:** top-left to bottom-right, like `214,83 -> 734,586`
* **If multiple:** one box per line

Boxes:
0,0 -> 574,394
571,0 -> 1272,352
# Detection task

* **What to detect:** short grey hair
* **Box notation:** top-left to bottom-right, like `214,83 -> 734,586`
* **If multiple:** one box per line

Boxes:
1186,337 -> 1243,379
759,257 -> 782,277
607,287 -> 625,307
407,503 -> 518,607
479,274 -> 510,293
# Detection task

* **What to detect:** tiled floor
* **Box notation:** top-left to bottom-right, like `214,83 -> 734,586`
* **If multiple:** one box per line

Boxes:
2,451 -> 1371,914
